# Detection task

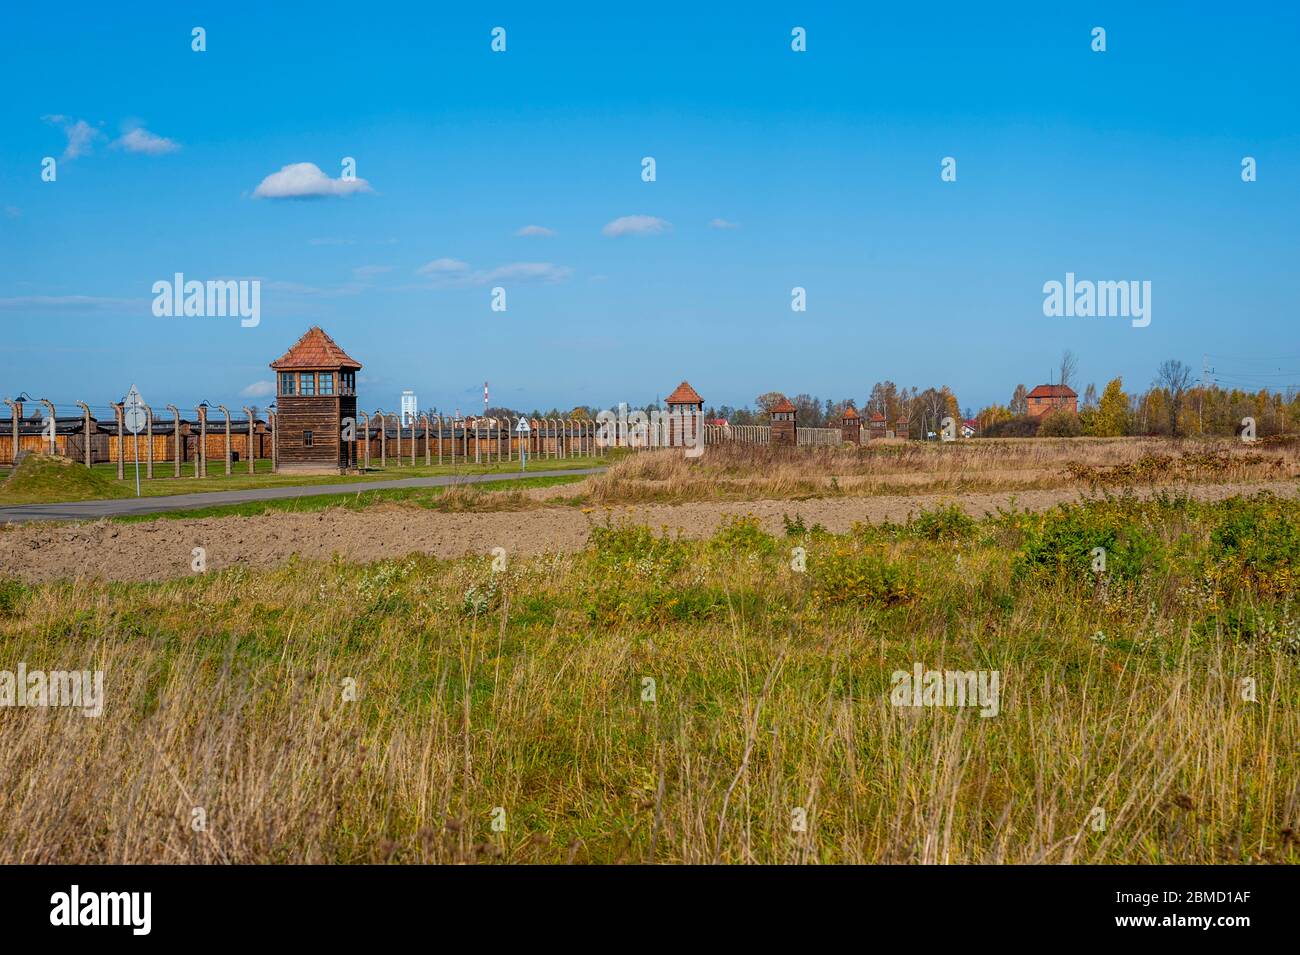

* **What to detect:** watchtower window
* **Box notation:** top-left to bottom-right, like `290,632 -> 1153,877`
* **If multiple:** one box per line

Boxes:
303,430 -> 314,447
279,372 -> 296,396
299,372 -> 316,396
319,372 -> 335,395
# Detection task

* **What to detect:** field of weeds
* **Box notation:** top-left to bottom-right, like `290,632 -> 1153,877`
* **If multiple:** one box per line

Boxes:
1,491 -> 1296,863
581,438 -> 1300,504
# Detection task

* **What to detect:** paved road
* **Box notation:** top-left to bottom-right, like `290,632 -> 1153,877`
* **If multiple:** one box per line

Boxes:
0,467 -> 606,524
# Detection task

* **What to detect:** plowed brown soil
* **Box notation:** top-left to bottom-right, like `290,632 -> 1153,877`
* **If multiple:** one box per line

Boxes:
2,478 -> 1296,583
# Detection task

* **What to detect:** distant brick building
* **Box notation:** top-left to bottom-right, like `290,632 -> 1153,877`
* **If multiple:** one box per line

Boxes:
770,397 -> 797,446
1026,384 -> 1078,418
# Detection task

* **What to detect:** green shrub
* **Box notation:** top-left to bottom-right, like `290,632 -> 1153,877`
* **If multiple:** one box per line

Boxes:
1201,494 -> 1300,598
1013,499 -> 1164,584
710,515 -> 777,556
809,544 -> 914,607
908,503 -> 977,542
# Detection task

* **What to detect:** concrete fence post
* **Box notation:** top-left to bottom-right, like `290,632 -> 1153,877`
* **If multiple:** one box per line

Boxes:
268,410 -> 278,473
374,410 -> 387,468
166,405 -> 181,477
143,404 -> 155,479
394,410 -> 402,466
195,405 -> 208,479
242,407 -> 256,474
218,404 -> 232,476
75,401 -> 93,467
39,399 -> 56,456
112,402 -> 125,479
3,399 -> 21,467
421,413 -> 431,466
358,411 -> 370,469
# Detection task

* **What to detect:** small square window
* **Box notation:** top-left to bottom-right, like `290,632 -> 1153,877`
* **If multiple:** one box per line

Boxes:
299,373 -> 315,396
303,430 -> 314,447
279,372 -> 296,396
319,372 -> 335,395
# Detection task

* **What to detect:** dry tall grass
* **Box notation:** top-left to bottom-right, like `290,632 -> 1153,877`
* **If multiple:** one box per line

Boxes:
581,438 -> 1300,504
1,494 -> 1295,864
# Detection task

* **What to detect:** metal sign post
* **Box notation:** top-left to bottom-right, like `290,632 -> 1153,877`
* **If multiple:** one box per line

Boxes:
123,385 -> 146,497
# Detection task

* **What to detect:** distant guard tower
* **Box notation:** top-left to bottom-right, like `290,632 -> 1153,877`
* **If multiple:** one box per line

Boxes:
841,405 -> 861,444
770,397 -> 797,447
270,326 -> 361,473
664,380 -> 704,449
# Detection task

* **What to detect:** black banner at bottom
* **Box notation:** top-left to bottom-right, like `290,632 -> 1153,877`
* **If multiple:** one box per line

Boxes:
0,864 -> 1282,941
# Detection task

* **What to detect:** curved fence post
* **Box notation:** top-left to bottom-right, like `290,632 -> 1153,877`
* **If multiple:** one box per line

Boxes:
143,404 -> 155,479
421,413 -> 431,466
217,404 -> 232,475
242,406 -> 256,474
359,411 -> 370,469
39,399 -> 57,456
2,398 -> 19,467
268,410 -> 278,473
166,404 -> 181,477
195,405 -> 208,479
75,401 -> 93,467
112,402 -> 125,479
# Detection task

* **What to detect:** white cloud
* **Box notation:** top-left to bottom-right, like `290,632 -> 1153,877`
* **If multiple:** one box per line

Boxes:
417,258 -> 471,275
113,127 -> 181,155
252,162 -> 373,199
42,115 -> 102,160
515,224 -> 556,237
602,215 -> 671,237
414,258 -> 571,288
262,279 -> 366,298
710,218 -> 741,230
240,380 -> 276,398
480,262 -> 570,283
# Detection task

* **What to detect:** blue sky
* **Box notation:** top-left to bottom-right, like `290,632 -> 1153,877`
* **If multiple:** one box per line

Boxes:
2,1 -> 1298,417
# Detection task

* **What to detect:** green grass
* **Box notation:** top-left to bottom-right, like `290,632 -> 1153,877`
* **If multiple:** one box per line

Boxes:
0,452 -> 612,505
1,492 -> 1296,864
0,453 -> 132,504
114,474 -> 588,522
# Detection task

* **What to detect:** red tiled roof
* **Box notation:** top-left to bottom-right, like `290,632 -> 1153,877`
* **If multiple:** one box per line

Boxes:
665,381 -> 703,405
271,326 -> 362,371
1026,383 -> 1076,399
770,397 -> 797,414
842,406 -> 859,419
869,412 -> 886,422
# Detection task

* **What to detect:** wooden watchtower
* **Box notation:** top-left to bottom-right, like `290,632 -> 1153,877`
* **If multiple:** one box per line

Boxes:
841,405 -> 861,444
770,397 -> 797,447
270,327 -> 361,473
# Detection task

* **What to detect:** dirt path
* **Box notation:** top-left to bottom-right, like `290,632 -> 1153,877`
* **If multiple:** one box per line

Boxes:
2,479 -> 1296,583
